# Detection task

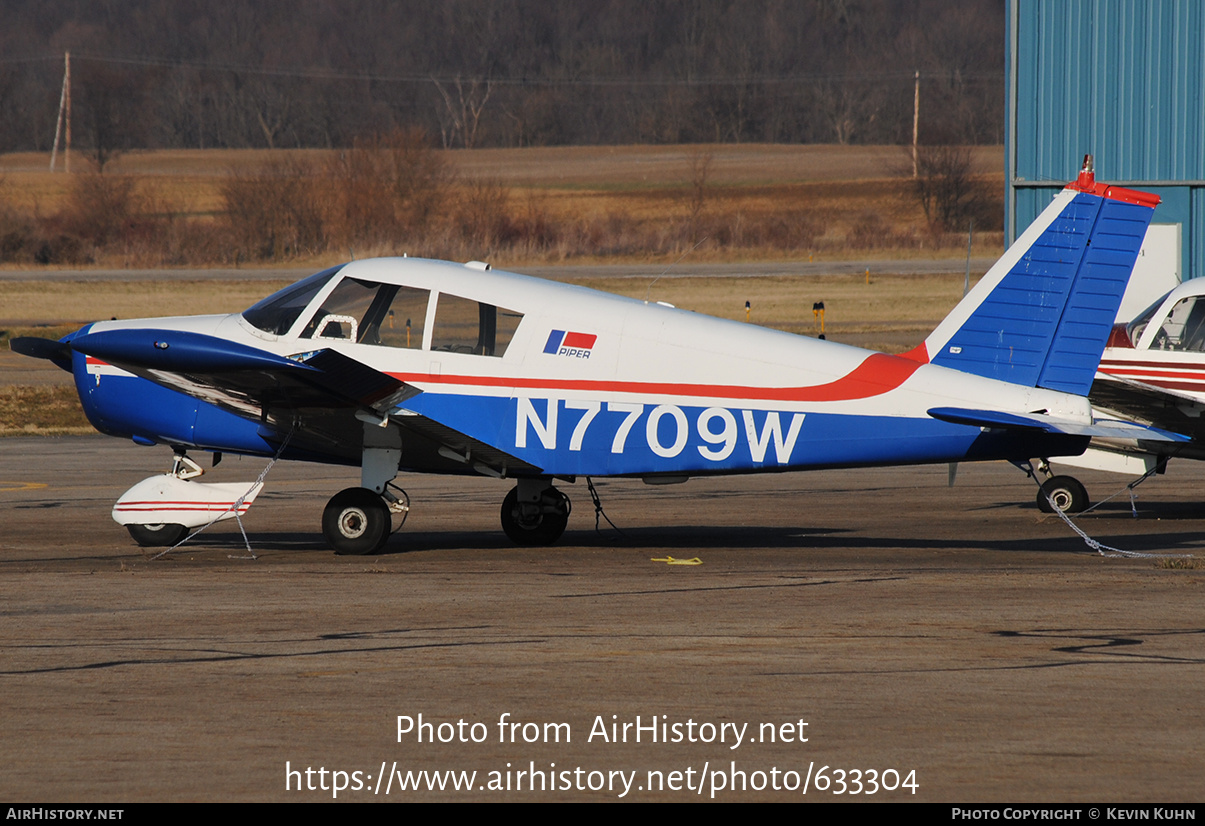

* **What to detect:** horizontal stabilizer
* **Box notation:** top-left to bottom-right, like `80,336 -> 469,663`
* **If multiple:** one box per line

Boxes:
927,406 -> 1187,442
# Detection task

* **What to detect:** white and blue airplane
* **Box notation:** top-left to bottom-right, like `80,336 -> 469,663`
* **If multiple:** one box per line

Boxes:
12,160 -> 1180,554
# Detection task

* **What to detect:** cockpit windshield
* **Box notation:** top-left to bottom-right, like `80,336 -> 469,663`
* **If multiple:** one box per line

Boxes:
1126,289 -> 1175,345
242,265 -> 345,335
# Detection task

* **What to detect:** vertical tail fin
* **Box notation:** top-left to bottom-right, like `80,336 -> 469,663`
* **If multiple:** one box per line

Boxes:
908,157 -> 1159,396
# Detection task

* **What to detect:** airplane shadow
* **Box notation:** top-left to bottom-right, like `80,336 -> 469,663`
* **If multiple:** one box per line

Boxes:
175,518 -> 1205,558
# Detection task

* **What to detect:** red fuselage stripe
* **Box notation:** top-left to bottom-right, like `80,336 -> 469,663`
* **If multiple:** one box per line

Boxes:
389,352 -> 923,402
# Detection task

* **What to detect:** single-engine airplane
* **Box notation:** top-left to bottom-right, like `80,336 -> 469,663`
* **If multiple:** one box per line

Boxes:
12,159 -> 1181,554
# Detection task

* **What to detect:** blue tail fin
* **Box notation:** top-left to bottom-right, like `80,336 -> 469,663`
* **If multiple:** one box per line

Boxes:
917,160 -> 1158,396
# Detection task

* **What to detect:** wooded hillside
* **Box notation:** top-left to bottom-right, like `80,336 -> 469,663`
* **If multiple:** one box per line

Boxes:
0,0 -> 1005,154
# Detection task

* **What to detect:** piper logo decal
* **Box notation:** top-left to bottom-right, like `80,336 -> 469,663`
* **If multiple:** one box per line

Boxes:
543,329 -> 597,359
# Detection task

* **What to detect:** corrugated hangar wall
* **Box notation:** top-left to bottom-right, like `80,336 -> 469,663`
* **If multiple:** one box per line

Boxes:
1006,0 -> 1205,283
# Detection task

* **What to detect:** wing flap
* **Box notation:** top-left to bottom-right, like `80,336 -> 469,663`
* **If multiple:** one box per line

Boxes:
1091,374 -> 1205,430
392,411 -> 542,476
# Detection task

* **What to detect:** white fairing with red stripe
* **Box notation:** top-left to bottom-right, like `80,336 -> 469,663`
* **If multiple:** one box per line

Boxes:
112,476 -> 262,530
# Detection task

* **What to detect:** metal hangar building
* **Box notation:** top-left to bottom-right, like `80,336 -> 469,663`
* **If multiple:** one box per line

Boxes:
1006,0 -> 1205,284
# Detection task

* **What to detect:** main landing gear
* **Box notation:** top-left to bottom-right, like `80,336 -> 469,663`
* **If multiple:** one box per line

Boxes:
322,486 -> 408,555
322,419 -> 407,555
501,479 -> 571,545
1036,475 -> 1089,514
500,479 -> 571,546
1028,459 -> 1089,514
320,480 -> 570,553
313,423 -> 579,553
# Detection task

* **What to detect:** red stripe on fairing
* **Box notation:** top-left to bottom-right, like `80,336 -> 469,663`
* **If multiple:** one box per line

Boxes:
85,356 -> 109,366
389,352 -> 924,402
116,501 -> 250,511
562,331 -> 596,349
1101,366 -> 1205,382
115,501 -> 251,508
1101,359 -> 1205,372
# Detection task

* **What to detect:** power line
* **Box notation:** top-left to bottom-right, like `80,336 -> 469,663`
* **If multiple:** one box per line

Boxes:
20,50 -> 999,88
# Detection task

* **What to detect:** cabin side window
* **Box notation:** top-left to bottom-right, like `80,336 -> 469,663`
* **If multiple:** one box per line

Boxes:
430,292 -> 523,357
375,286 -> 429,349
300,278 -> 429,349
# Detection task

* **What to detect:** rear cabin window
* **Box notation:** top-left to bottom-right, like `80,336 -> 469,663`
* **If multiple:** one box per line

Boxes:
430,292 -> 523,357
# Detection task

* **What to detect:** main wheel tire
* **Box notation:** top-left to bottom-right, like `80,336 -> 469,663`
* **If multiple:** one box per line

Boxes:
127,523 -> 188,547
500,487 -> 569,546
1037,475 -> 1089,514
323,487 -> 391,555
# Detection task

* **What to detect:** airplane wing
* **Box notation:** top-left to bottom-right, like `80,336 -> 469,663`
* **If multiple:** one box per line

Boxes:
926,406 -> 1188,443
68,328 -> 542,475
1090,373 -> 1205,440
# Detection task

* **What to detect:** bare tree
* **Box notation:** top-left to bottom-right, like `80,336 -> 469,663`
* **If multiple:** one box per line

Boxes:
432,77 -> 493,149
76,62 -> 148,172
685,149 -> 713,241
911,145 -> 985,232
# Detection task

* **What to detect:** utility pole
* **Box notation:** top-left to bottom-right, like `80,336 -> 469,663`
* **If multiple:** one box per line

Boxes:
50,51 -> 71,173
911,70 -> 919,179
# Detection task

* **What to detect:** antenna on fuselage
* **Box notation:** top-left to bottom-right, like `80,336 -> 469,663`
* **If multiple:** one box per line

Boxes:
644,238 -> 707,303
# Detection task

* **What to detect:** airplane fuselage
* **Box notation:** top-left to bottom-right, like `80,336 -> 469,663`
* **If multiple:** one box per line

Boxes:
69,258 -> 1091,480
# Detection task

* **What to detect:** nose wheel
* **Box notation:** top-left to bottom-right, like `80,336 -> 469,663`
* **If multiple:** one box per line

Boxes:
323,487 -> 392,555
501,486 -> 570,546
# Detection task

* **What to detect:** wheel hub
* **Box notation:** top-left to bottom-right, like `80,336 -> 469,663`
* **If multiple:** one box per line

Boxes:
338,508 -> 369,538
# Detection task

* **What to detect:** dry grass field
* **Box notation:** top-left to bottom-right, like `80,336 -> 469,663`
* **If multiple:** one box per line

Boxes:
0,143 -> 998,433
0,144 -> 1005,267
0,143 -> 1003,202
